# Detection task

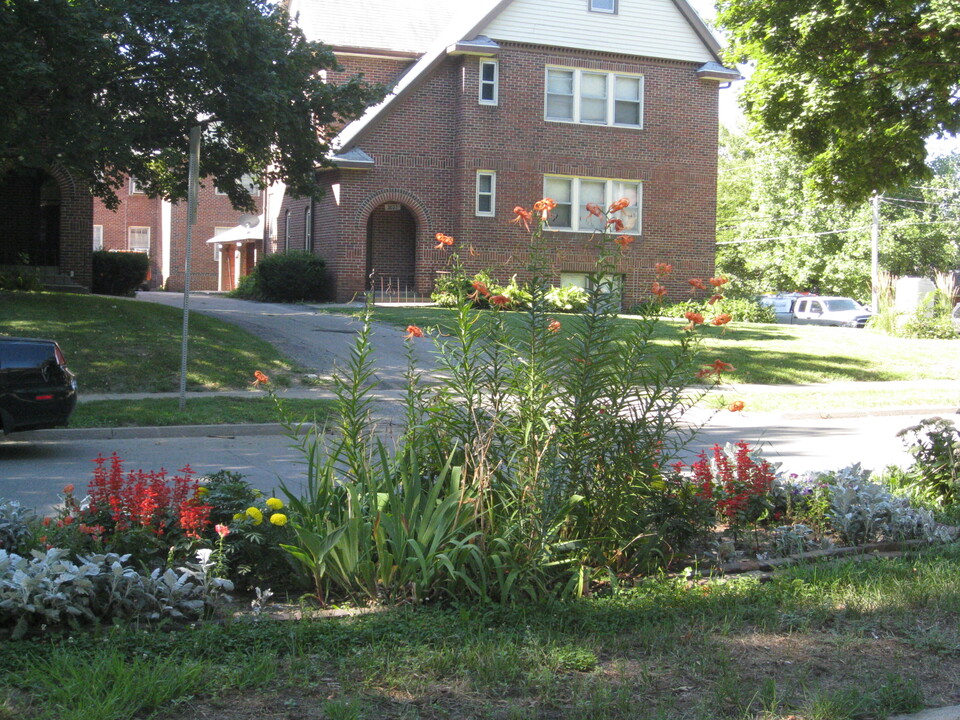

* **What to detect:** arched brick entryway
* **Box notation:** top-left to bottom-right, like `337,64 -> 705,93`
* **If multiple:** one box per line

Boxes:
0,163 -> 92,289
356,189 -> 432,300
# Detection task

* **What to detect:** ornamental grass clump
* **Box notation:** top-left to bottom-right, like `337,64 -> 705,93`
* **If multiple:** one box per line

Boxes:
273,195 -> 739,603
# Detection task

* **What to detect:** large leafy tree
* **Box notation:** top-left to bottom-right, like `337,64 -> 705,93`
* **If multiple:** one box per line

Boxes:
0,0 -> 383,208
715,0 -> 960,205
717,128 -> 960,299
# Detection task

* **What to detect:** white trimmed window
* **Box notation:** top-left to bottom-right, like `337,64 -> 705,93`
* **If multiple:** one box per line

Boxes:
545,67 -> 643,128
543,176 -> 642,234
589,0 -> 617,13
479,60 -> 498,105
304,207 -> 312,252
283,209 -> 291,252
129,177 -> 144,194
128,226 -> 151,252
476,171 -> 496,216
92,225 -> 103,251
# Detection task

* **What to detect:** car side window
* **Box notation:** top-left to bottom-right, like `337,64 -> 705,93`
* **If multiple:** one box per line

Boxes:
796,300 -> 807,313
810,301 -> 823,314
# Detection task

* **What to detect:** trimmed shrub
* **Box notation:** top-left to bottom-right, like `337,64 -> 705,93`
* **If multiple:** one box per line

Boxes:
232,251 -> 329,302
92,251 -> 149,296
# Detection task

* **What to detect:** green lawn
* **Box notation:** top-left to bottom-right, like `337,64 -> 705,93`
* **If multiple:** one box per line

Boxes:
0,292 -> 297,393
4,545 -> 960,719
320,305 -> 960,385
71,396 -> 334,428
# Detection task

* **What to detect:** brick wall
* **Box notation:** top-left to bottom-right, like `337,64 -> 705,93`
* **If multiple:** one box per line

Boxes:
0,164 -> 92,288
284,42 -> 721,305
95,178 -> 262,291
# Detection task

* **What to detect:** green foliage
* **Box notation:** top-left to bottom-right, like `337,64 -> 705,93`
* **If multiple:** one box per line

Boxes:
893,417 -> 960,507
715,0 -> 960,203
636,296 -> 775,324
91,251 -> 149,296
0,262 -> 42,292
0,0 -> 383,209
717,129 -> 960,298
0,500 -> 33,553
231,250 -> 330,302
199,470 -> 304,592
275,198 -> 725,604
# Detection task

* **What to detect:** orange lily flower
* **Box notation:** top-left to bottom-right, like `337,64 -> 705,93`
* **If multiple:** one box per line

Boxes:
585,202 -> 603,217
707,293 -> 724,305
512,206 -> 532,231
654,262 -> 673,276
490,294 -> 511,308
606,218 -> 625,231
547,319 -> 561,333
609,197 -> 630,212
651,281 -> 668,298
684,312 -> 705,325
709,277 -> 729,287
614,234 -> 634,248
252,370 -> 270,386
728,400 -> 746,412
711,313 -> 732,326
688,278 -> 707,291
434,233 -> 454,249
404,325 -> 424,340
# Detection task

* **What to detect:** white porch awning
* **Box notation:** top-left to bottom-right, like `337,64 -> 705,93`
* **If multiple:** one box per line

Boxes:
205,216 -> 264,245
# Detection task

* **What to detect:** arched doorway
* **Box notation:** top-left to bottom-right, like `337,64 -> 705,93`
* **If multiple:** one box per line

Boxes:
365,203 -> 417,299
0,167 -> 61,267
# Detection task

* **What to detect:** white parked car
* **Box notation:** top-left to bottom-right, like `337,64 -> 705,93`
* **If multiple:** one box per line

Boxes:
759,294 -> 873,328
952,302 -> 960,331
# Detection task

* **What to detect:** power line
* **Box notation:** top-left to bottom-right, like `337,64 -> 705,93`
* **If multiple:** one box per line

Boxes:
716,225 -> 870,245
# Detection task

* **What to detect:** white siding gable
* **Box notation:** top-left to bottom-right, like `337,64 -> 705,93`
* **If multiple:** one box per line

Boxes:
479,0 -> 715,63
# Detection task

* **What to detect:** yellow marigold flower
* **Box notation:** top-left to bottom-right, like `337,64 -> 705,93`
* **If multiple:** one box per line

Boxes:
266,497 -> 284,510
196,486 -> 209,496
246,506 -> 263,525
233,512 -> 245,521
269,513 -> 288,527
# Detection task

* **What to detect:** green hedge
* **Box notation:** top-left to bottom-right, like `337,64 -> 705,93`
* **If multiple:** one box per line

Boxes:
229,251 -> 330,302
92,251 -> 150,296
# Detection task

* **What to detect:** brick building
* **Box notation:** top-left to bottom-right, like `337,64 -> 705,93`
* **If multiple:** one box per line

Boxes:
0,164 -> 93,291
276,0 -> 739,304
93,177 -> 265,292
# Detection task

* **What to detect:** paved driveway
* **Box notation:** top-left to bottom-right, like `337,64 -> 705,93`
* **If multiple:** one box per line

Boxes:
135,292 -> 438,388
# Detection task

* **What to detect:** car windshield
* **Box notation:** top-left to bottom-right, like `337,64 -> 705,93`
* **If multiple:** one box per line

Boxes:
823,299 -> 862,312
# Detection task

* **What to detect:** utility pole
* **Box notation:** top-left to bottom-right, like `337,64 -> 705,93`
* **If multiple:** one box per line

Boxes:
179,125 -> 201,412
871,192 -> 880,312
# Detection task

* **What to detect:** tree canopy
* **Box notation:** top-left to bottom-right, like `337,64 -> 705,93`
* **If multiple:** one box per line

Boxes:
0,0 -> 383,209
715,0 -> 960,205
716,127 -> 960,299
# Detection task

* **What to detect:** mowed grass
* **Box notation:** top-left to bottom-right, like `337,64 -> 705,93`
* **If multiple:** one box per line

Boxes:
0,292 -> 298,393
707,385 -> 960,413
318,305 -> 960,385
5,545 -> 960,719
71,396 -> 334,428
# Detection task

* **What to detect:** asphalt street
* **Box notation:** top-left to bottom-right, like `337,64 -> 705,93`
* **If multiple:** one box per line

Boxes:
1,409 -> 946,515
2,292 -> 956,515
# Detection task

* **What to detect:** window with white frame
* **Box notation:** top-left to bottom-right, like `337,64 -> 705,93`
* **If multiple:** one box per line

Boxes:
476,171 -> 496,216
479,60 -> 498,105
589,0 -> 617,13
545,67 -> 643,128
129,177 -> 144,194
92,225 -> 103,251
283,209 -> 291,252
128,226 -> 151,252
543,176 -> 642,234
304,206 -> 312,252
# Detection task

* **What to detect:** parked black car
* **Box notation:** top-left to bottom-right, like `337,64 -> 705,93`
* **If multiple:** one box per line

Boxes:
0,337 -> 77,435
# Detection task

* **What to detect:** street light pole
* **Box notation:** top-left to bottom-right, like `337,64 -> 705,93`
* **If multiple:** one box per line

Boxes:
178,124 -> 201,412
